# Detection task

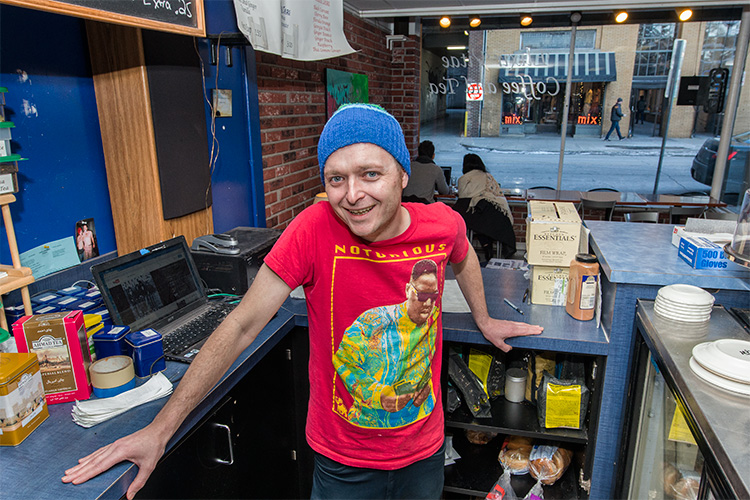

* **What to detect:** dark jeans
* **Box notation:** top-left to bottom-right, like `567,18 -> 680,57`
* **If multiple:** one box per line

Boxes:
605,120 -> 622,139
310,441 -> 445,500
636,110 -> 645,124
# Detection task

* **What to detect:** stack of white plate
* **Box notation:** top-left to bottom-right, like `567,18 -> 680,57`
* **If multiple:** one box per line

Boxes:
654,284 -> 715,323
690,339 -> 750,396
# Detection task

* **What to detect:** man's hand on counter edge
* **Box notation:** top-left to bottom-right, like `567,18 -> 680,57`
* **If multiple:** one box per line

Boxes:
477,317 -> 544,353
62,423 -> 168,500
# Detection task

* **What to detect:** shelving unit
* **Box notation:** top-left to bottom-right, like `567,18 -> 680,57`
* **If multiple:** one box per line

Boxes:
443,343 -> 605,500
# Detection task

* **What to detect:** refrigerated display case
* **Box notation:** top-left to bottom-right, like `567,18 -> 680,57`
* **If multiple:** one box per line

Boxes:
618,301 -> 749,500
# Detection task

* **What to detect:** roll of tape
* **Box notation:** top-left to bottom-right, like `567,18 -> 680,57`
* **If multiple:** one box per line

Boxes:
90,355 -> 136,398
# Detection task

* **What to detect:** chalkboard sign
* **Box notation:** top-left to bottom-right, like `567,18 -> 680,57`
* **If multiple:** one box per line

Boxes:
0,0 -> 205,36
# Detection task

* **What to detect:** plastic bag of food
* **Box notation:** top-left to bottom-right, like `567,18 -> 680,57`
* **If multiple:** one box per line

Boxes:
522,478 -> 545,500
449,353 -> 491,418
528,445 -> 573,485
486,468 -> 519,500
498,435 -> 533,475
465,429 -> 498,445
536,371 -> 589,429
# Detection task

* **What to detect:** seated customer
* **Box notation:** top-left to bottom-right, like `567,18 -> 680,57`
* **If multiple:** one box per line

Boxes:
402,140 -> 450,203
454,153 -> 516,260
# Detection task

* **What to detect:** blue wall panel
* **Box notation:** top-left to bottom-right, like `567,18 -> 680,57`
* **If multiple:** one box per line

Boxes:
0,6 -> 115,261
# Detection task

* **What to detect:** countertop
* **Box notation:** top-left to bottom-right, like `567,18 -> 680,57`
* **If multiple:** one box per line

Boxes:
586,220 -> 750,291
635,301 -> 750,499
1,267 -> 605,500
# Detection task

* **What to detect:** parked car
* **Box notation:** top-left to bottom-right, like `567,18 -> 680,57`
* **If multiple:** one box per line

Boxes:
691,131 -> 750,205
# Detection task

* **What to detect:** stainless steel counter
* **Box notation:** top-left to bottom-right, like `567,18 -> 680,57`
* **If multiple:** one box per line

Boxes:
635,301 -> 750,499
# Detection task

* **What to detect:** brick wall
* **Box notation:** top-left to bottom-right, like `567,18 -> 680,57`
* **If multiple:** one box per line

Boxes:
256,13 -> 421,229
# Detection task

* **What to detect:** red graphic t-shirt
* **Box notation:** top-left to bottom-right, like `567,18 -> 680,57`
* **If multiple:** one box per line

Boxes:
264,201 -> 469,469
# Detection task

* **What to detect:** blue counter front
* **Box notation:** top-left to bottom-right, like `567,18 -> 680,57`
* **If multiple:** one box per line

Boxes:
584,221 -> 749,500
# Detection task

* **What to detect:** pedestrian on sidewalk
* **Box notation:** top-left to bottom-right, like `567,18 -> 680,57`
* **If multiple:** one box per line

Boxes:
635,96 -> 647,124
604,97 -> 625,141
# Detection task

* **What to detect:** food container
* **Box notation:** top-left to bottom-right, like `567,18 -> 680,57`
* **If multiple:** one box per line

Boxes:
12,311 -> 92,404
566,254 -> 599,321
504,367 -> 527,403
125,329 -> 165,378
93,325 -> 130,359
0,353 -> 49,446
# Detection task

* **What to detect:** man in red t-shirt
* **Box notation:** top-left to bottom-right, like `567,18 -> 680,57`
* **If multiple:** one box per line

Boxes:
63,104 -> 543,499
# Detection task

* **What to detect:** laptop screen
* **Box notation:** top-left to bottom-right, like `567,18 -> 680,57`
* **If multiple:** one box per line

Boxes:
92,236 -> 206,332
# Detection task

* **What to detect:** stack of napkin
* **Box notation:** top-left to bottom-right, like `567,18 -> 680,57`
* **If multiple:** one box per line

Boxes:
72,372 -> 173,428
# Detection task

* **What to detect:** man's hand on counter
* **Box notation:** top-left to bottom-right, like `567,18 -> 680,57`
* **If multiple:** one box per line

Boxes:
476,317 -> 544,353
62,422 -> 168,499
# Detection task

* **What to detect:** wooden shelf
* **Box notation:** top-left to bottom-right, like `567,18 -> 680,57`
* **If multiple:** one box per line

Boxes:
0,274 -> 34,296
0,193 -> 33,330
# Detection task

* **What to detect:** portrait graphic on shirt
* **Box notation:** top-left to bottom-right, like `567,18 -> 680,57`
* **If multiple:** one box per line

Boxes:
332,258 -> 441,429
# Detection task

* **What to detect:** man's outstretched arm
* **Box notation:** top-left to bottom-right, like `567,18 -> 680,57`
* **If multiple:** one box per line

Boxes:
62,264 -> 293,499
452,248 -> 543,352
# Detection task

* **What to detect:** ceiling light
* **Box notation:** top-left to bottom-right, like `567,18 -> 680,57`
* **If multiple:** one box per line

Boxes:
520,14 -> 533,27
447,46 -> 466,50
469,16 -> 481,28
439,16 -> 451,28
570,12 -> 582,23
678,8 -> 693,21
615,11 -> 628,23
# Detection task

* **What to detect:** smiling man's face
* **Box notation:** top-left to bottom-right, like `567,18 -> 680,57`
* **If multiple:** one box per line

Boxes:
323,143 -> 409,243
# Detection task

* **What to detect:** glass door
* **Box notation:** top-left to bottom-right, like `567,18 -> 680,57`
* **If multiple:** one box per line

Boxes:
628,353 -> 706,500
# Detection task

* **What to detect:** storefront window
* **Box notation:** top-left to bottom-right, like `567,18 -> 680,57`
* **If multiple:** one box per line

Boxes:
700,21 -> 740,75
633,23 -> 675,77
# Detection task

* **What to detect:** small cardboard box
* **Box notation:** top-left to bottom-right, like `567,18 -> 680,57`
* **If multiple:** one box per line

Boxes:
526,201 -> 583,267
530,265 -> 570,306
12,311 -> 92,404
0,353 -> 49,446
678,235 -> 731,270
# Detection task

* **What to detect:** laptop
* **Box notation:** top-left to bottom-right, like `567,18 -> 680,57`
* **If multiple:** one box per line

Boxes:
91,236 -> 237,363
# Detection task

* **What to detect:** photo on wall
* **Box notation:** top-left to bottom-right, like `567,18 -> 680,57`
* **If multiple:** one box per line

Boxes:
325,68 -> 369,119
75,218 -> 99,262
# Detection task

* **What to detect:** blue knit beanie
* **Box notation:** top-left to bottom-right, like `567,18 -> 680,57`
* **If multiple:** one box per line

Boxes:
317,103 -> 411,184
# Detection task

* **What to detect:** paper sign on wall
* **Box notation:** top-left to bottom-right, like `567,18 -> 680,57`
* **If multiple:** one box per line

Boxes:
233,0 -> 356,61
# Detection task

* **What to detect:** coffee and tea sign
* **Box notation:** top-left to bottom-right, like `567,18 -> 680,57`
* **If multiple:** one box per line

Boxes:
431,51 -> 561,101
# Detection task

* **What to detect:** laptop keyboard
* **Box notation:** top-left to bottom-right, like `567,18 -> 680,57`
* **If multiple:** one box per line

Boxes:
163,302 -> 237,356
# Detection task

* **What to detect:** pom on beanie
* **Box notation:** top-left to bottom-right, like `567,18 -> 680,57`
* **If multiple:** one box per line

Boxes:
317,103 -> 411,184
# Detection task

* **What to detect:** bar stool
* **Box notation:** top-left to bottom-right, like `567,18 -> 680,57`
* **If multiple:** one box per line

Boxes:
668,206 -> 706,225
624,211 -> 660,223
579,198 -> 617,221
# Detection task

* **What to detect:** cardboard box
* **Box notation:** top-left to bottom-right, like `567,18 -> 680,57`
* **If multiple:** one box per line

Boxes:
0,353 -> 49,446
678,235 -> 730,270
12,311 -> 92,404
530,265 -> 570,305
526,201 -> 583,267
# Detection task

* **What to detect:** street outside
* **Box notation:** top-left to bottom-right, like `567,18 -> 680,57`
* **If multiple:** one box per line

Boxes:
421,109 -> 714,196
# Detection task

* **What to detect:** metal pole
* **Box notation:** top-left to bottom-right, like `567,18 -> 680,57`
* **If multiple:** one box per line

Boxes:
556,22 -> 577,190
710,6 -> 750,201
653,39 -> 686,195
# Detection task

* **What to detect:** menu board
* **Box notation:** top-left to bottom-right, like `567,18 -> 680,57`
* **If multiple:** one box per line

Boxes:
0,0 -> 205,36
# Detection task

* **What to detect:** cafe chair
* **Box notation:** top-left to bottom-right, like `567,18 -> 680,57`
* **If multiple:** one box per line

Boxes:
668,206 -> 706,225
579,198 -> 617,221
624,211 -> 660,223
467,228 -> 501,260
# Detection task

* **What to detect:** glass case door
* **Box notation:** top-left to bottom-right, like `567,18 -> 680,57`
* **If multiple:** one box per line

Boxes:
628,353 -> 706,500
